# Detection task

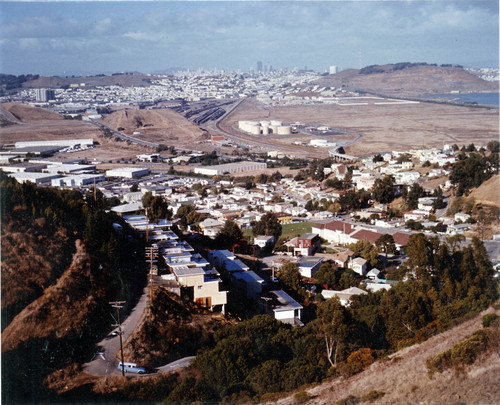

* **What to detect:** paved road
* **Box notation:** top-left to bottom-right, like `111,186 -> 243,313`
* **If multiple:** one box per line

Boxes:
89,121 -> 159,148
83,286 -> 150,377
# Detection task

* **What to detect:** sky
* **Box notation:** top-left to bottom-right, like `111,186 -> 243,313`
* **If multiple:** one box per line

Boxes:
1,0 -> 499,76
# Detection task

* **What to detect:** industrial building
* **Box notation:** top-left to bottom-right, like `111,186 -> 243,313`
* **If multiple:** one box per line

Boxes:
8,172 -> 60,184
51,174 -> 105,187
44,163 -> 96,174
105,167 -> 151,179
194,161 -> 267,176
14,139 -> 94,149
238,120 -> 291,136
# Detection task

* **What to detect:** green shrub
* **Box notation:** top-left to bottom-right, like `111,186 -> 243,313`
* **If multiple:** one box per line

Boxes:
362,390 -> 385,402
337,395 -> 359,405
426,329 -> 491,375
482,313 -> 499,328
294,391 -> 312,404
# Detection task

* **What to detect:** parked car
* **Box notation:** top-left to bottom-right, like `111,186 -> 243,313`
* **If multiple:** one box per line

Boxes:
117,361 -> 146,374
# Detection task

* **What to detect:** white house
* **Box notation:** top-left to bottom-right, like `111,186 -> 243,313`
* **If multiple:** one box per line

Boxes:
321,287 -> 367,306
350,257 -> 368,276
261,290 -> 303,326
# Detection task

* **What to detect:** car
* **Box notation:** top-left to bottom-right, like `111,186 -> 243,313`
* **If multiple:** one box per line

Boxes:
117,361 -> 146,374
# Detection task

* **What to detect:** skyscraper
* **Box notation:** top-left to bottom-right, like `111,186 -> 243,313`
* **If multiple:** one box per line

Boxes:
257,61 -> 263,73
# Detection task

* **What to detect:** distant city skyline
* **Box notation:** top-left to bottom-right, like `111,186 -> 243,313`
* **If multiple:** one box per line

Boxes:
1,0 -> 498,76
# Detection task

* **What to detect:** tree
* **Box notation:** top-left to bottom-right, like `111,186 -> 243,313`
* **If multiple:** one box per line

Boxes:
432,187 -> 446,210
375,234 -> 396,258
404,183 -> 425,210
371,175 -> 396,204
315,298 -> 350,367
252,212 -> 282,240
348,240 -> 379,267
175,204 -> 205,230
215,219 -> 243,249
277,262 -> 302,292
315,262 -> 339,288
142,191 -> 172,221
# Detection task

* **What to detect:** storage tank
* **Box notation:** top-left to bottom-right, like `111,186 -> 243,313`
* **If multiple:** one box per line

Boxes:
269,125 -> 279,134
277,126 -> 291,135
270,120 -> 282,127
260,120 -> 270,127
262,126 -> 269,135
249,125 -> 261,135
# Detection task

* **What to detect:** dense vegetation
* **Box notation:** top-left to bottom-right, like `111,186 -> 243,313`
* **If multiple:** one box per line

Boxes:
0,73 -> 40,93
449,143 -> 499,196
0,172 -> 147,403
161,235 -> 497,403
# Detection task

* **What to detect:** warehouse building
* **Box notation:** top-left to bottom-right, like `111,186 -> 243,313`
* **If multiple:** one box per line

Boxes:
194,161 -> 267,176
105,167 -> 151,179
8,172 -> 60,184
51,174 -> 105,187
14,139 -> 94,149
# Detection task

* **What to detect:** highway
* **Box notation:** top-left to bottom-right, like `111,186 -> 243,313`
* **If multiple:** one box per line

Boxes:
89,120 -> 159,149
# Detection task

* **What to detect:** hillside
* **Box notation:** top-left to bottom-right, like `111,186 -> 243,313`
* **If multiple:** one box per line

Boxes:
1,101 -> 62,123
273,307 -> 500,405
0,174 -> 147,403
468,174 -> 500,207
316,64 -> 498,96
99,108 -> 207,146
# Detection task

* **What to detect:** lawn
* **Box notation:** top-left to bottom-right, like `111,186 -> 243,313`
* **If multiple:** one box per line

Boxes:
243,221 -> 317,241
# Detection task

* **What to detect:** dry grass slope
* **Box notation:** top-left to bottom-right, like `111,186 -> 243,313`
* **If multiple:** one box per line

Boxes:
270,307 -> 500,405
1,240 -> 105,353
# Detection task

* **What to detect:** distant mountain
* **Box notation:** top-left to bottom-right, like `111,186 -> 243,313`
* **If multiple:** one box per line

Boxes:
315,63 -> 498,96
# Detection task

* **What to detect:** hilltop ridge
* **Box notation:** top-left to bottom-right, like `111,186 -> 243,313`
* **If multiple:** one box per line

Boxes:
316,64 -> 498,96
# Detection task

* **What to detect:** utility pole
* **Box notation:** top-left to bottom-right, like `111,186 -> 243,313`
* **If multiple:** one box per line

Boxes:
109,301 -> 126,377
145,246 -> 158,303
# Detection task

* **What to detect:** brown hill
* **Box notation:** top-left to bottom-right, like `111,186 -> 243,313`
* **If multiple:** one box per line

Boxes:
99,109 -> 207,146
272,307 -> 500,405
468,174 -> 500,207
1,102 -> 62,122
1,239 -> 105,353
316,64 -> 498,96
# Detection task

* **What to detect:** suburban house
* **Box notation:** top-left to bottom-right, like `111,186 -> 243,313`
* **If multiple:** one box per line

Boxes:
260,290 -> 303,326
198,218 -> 225,237
254,235 -> 276,249
312,220 -> 355,245
350,257 -> 368,276
285,233 -> 321,256
296,256 -> 324,278
321,287 -> 367,306
230,270 -> 265,299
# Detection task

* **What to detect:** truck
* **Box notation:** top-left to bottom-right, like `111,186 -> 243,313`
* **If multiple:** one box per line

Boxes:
117,361 -> 146,374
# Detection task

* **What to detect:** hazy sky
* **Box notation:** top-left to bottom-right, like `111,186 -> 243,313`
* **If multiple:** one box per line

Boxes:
1,0 -> 498,75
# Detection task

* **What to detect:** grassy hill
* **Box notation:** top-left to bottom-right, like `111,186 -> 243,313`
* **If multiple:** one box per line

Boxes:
99,108 -> 207,146
272,306 -> 500,405
316,64 -> 498,97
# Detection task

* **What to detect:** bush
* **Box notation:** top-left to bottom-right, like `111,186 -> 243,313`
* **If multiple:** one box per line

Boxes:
482,313 -> 499,328
339,348 -> 375,376
426,329 -> 491,375
294,391 -> 312,404
362,390 -> 385,402
337,395 -> 360,405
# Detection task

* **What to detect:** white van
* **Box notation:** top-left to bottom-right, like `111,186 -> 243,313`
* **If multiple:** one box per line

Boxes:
117,361 -> 146,374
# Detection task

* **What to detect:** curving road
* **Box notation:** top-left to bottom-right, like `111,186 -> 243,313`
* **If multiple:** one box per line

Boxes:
83,285 -> 196,378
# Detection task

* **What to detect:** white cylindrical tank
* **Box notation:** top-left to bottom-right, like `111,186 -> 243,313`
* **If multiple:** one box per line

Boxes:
262,126 -> 269,135
270,120 -> 282,126
250,125 -> 261,135
260,120 -> 270,127
270,125 -> 279,134
277,126 -> 291,135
